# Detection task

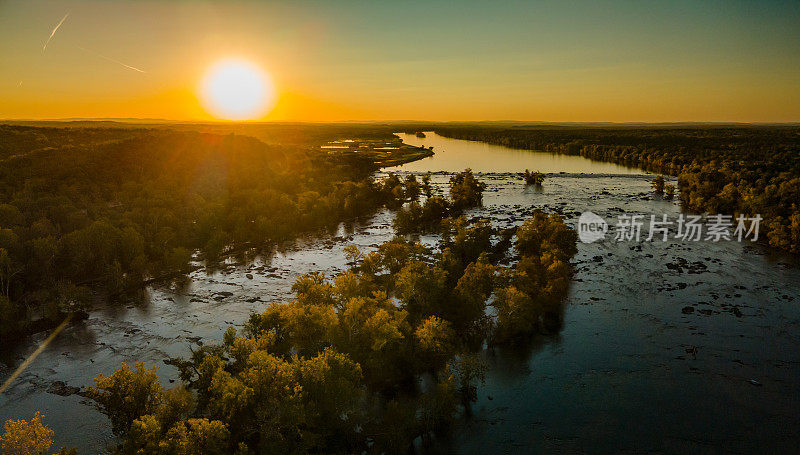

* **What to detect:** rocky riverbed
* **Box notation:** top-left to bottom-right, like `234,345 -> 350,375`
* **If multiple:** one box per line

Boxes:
1,150 -> 798,453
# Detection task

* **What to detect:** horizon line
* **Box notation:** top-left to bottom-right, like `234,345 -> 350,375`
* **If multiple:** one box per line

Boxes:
2,118 -> 800,126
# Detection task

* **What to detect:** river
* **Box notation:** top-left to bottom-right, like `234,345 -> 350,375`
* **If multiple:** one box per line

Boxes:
0,132 -> 798,453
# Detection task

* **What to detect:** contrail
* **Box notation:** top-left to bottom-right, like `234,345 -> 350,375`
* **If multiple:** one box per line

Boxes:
43,12 -> 69,52
76,45 -> 147,73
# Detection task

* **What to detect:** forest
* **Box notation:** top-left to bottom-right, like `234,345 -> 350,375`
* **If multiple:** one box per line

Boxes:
0,125 -> 424,341
431,125 -> 800,253
3,122 -> 796,453
78,169 -> 576,454
0,142 -> 579,453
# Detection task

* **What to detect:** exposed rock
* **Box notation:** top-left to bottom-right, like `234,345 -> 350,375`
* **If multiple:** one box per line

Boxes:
47,381 -> 80,397
213,291 -> 234,301
186,336 -> 202,345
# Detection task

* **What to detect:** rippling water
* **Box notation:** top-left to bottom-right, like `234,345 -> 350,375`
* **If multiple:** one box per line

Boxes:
1,134 -> 798,453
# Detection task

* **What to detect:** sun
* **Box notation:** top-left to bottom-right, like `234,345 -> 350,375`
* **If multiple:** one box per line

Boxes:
200,59 -> 275,120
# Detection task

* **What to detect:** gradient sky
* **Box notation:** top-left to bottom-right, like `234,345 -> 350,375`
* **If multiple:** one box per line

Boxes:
1,0 -> 799,122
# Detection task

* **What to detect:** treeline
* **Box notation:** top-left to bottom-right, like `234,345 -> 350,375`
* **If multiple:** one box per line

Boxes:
0,126 -> 420,340
0,124 -> 144,160
85,198 -> 578,453
434,126 -> 800,253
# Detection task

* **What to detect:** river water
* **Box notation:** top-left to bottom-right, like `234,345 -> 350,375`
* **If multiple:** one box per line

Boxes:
1,132 -> 798,453
392,132 -> 641,174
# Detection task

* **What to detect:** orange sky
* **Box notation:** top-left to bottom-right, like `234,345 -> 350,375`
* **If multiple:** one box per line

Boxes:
1,0 -> 799,122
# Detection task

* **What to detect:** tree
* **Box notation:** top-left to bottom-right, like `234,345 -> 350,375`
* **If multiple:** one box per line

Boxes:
515,211 -> 578,261
0,295 -> 21,338
395,261 -> 448,320
664,182 -> 676,200
403,174 -> 421,201
492,285 -> 541,342
88,362 -> 165,435
393,196 -> 451,234
377,238 -> 427,275
447,353 -> 486,408
522,169 -> 545,185
0,248 -> 22,298
651,175 -> 666,195
421,173 -> 432,198
449,169 -> 486,210
415,316 -> 456,369
85,210 -> 580,453
441,218 -> 493,269
453,257 -> 496,329
0,412 -> 53,455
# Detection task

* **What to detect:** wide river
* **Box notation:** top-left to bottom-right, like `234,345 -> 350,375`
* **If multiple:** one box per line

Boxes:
1,132 -> 798,453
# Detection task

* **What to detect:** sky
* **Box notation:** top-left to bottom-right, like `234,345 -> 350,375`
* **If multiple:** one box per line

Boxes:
1,0 -> 799,122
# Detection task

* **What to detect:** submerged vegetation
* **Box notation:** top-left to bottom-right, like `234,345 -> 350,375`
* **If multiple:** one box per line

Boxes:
434,125 -> 800,253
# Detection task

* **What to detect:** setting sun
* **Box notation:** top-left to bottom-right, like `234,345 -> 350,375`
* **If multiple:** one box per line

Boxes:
199,59 -> 274,120
1,2 -> 800,453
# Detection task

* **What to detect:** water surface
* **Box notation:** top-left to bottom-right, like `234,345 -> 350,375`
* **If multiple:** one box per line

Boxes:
393,131 -> 641,174
1,134 -> 798,453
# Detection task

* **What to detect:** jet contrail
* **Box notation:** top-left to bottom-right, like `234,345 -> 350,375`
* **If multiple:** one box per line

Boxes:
43,12 -> 69,52
76,45 -> 147,73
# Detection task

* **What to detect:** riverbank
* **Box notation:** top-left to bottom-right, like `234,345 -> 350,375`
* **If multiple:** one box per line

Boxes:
320,136 -> 435,168
2,170 -> 798,452
1,132 -> 798,452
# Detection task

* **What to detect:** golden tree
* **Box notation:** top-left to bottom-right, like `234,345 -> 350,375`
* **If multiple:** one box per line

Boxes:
0,412 -> 53,455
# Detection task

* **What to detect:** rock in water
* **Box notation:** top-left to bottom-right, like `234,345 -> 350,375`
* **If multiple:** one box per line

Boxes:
47,381 -> 80,396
